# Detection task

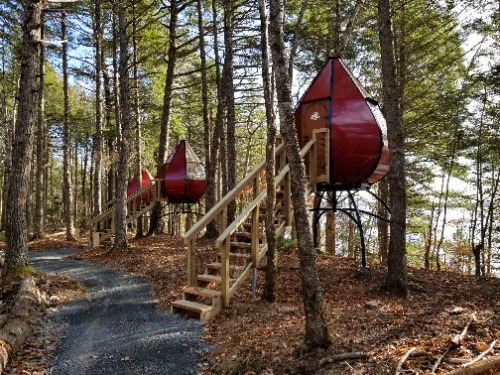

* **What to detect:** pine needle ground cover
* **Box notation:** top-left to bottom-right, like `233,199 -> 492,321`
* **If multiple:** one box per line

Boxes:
3,234 -> 500,374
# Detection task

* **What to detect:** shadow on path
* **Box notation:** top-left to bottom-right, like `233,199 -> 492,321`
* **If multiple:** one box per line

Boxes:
30,248 -> 211,375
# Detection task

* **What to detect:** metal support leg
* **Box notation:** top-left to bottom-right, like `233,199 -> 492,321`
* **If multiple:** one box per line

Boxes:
312,191 -> 326,248
348,191 -> 367,269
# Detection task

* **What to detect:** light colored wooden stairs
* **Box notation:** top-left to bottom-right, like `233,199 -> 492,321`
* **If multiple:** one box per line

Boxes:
172,136 -> 324,320
172,213 -> 265,321
89,180 -> 162,247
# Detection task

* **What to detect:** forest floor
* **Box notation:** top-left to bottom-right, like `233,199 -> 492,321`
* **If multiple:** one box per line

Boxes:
2,233 -> 500,374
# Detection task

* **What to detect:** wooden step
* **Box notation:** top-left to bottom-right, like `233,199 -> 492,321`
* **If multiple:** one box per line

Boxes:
233,231 -> 252,239
197,274 -> 221,284
231,241 -> 252,249
215,253 -> 252,265
171,299 -> 214,321
206,262 -> 222,271
183,286 -> 221,299
206,262 -> 244,273
233,231 -> 265,240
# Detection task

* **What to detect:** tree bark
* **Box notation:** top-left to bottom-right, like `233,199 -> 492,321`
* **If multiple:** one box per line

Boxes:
223,0 -> 236,225
3,0 -> 42,282
258,0 -> 277,303
62,12 -> 76,241
149,0 -> 179,235
203,0 -> 224,238
377,177 -> 389,263
33,13 -> 45,239
114,0 -> 132,248
268,0 -> 332,349
325,193 -> 336,253
81,135 -> 89,223
378,0 -> 408,294
197,0 -> 210,203
92,0 -> 103,225
132,2 -> 143,239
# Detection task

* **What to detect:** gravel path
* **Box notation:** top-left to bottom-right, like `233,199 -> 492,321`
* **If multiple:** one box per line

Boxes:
29,249 -> 211,375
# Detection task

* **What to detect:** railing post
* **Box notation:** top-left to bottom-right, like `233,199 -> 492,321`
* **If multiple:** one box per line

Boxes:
251,205 -> 259,266
92,232 -> 100,247
155,178 -> 162,201
221,236 -> 230,307
187,238 -> 196,287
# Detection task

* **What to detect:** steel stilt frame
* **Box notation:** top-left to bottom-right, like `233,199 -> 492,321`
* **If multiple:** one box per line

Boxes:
311,187 -> 391,269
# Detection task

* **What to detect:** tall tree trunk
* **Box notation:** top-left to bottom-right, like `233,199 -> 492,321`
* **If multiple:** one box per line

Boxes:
33,14 -> 45,239
204,0 -> 224,238
424,202 -> 435,270
1,82 -> 17,233
73,141 -> 78,226
62,12 -> 76,241
378,0 -> 407,294
258,0 -> 277,303
93,0 -> 103,224
377,177 -> 389,263
3,0 -> 42,283
223,0 -> 236,225
101,57 -> 114,207
149,0 -> 179,235
197,0 -> 211,231
81,135 -> 88,224
132,3 -> 143,239
325,193 -> 335,253
114,0 -> 132,248
485,169 -> 500,276
0,30 -> 6,232
269,0 -> 332,350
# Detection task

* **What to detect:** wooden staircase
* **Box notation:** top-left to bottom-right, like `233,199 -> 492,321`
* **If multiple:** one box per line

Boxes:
89,179 -> 163,247
172,135 -> 324,321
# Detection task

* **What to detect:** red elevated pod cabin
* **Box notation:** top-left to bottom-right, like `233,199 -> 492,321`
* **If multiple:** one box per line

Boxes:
163,140 -> 206,203
127,169 -> 154,209
295,57 -> 390,189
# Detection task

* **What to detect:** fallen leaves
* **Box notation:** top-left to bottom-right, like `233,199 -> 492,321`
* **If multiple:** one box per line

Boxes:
5,233 -> 500,375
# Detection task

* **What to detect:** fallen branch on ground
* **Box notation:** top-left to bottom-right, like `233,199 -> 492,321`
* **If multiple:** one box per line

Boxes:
451,312 -> 477,347
396,347 -> 416,375
443,353 -> 500,375
432,311 -> 477,373
319,352 -> 370,365
442,340 -> 498,375
0,276 -> 46,373
464,340 -> 496,368
432,344 -> 452,374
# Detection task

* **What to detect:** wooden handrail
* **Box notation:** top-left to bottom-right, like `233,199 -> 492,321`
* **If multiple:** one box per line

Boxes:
183,143 -> 286,243
83,197 -> 115,226
89,180 -> 159,227
217,139 -> 316,305
215,139 -> 316,246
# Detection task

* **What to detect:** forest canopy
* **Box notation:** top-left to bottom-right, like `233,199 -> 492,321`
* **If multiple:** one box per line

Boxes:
0,0 -> 500,278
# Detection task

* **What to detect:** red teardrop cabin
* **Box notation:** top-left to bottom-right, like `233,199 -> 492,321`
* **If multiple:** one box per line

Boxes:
295,57 -> 390,189
127,169 -> 154,208
162,140 -> 206,203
